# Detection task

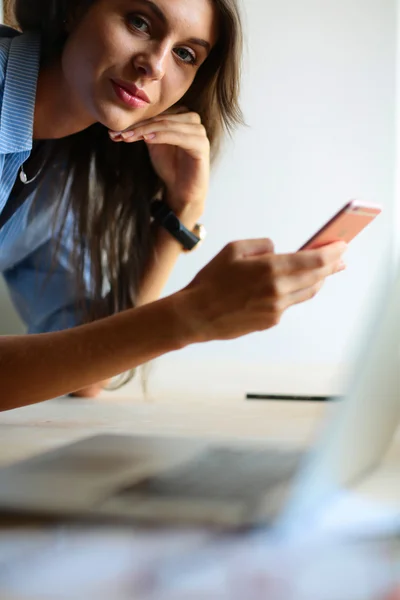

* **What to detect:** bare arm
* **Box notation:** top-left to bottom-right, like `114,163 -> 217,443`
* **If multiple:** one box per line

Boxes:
1,240 -> 347,411
70,207 -> 197,397
72,106 -> 209,398
136,206 -> 198,306
1,291 -> 194,411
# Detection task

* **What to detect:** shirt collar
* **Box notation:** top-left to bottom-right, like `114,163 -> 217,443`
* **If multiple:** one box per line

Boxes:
0,31 -> 41,154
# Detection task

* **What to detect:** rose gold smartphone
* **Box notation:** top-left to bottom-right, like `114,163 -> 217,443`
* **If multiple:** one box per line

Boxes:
299,200 -> 382,250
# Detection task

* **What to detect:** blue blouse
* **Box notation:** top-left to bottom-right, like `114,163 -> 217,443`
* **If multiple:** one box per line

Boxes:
0,26 -> 92,334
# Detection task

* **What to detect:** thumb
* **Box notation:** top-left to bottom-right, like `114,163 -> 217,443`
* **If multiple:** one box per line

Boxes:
233,238 -> 275,258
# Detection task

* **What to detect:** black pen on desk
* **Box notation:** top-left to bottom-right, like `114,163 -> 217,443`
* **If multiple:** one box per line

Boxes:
245,393 -> 332,402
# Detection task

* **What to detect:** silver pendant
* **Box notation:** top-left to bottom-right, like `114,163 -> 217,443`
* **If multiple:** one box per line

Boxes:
19,168 -> 28,184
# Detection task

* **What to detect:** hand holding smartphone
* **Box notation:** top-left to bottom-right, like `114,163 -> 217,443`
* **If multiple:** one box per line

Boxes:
299,200 -> 382,251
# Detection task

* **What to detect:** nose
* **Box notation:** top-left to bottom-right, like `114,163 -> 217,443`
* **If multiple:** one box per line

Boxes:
132,41 -> 170,81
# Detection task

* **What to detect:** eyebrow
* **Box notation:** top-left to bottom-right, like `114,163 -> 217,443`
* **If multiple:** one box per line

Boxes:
137,0 -> 211,52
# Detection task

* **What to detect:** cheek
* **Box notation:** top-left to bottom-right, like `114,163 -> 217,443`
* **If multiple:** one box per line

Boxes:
61,17 -> 113,95
159,72 -> 197,112
62,36 -> 95,97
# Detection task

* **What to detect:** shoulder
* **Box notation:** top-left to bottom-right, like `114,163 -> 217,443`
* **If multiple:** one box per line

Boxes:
0,26 -> 40,150
0,25 -> 20,53
0,25 -> 20,40
0,25 -> 21,81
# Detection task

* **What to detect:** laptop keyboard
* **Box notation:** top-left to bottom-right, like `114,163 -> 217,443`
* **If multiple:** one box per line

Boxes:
115,446 -> 303,503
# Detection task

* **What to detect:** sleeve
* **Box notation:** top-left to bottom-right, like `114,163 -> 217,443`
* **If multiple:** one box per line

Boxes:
3,220 -> 95,334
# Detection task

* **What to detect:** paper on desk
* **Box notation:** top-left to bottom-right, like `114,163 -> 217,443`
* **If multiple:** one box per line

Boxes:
143,493 -> 400,600
274,490 -> 400,542
310,491 -> 400,539
0,494 -> 398,600
0,529 -> 398,599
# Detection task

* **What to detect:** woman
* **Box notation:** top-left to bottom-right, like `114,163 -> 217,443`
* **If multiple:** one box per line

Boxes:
0,0 -> 346,410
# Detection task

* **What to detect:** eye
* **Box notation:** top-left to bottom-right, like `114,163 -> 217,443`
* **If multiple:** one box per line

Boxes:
174,47 -> 197,66
127,14 -> 150,34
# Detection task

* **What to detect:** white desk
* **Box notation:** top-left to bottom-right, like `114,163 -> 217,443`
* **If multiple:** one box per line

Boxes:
0,387 -> 398,599
0,388 -> 398,504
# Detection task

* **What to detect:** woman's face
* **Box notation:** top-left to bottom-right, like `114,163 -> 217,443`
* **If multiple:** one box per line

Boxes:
62,0 -> 219,132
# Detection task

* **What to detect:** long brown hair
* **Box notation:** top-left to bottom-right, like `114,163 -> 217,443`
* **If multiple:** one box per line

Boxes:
9,0 -> 244,384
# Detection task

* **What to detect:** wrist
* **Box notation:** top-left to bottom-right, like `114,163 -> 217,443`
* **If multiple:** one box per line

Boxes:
171,287 -> 211,345
151,199 -> 206,253
176,206 -> 204,231
165,193 -> 205,230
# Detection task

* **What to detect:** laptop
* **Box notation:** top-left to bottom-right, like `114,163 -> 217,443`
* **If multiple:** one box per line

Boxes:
0,269 -> 398,532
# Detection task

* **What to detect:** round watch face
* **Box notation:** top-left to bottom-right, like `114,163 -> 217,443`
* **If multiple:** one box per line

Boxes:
193,224 -> 207,241
184,223 -> 207,252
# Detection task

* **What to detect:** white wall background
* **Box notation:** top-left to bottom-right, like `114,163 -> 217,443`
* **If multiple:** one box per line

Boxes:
156,0 -> 397,394
0,0 -> 397,395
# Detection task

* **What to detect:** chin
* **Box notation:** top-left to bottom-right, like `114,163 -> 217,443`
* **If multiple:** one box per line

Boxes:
97,115 -> 130,133
95,103 -> 148,133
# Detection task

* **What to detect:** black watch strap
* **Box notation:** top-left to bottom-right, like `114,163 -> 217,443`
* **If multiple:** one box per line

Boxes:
150,199 -> 200,251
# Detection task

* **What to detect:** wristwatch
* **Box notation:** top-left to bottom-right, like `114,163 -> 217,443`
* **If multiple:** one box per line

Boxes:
150,199 -> 206,252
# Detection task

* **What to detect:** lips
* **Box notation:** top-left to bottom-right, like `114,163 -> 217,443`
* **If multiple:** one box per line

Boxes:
112,79 -> 150,103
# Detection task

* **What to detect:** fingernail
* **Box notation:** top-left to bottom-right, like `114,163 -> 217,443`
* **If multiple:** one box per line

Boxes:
109,131 -> 121,138
144,133 -> 155,141
338,260 -> 346,270
109,134 -> 122,142
121,130 -> 135,139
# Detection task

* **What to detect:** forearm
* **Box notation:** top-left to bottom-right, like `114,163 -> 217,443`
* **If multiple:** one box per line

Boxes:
137,227 -> 183,306
72,207 -> 200,398
137,205 -> 200,306
71,205 -> 201,397
0,292 -> 195,411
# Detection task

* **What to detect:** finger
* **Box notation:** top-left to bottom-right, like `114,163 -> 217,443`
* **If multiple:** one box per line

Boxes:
119,120 -> 205,142
121,128 -> 209,159
297,241 -> 348,267
224,239 -> 275,260
142,130 -> 208,157
263,241 -> 347,277
132,111 -> 201,130
265,259 -> 345,299
284,279 -> 326,310
109,108 -> 199,136
256,277 -> 326,327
